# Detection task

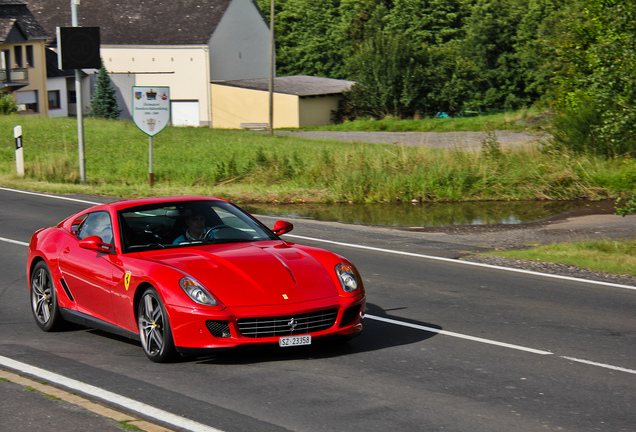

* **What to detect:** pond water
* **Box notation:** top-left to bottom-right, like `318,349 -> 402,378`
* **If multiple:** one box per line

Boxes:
244,200 -> 617,227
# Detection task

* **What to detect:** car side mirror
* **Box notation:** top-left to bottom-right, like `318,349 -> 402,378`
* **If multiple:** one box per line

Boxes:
79,235 -> 113,253
272,220 -> 293,235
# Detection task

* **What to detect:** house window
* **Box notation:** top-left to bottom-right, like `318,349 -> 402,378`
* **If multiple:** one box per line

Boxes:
68,90 -> 77,104
48,90 -> 61,109
14,46 -> 22,68
16,90 -> 38,113
1,50 -> 10,70
26,46 -> 34,67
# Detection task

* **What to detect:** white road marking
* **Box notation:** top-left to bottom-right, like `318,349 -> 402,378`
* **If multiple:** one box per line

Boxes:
287,234 -> 636,291
0,187 -> 101,205
559,356 -> 636,374
0,236 -> 28,247
366,314 -> 553,355
0,355 -> 224,432
365,314 -> 636,374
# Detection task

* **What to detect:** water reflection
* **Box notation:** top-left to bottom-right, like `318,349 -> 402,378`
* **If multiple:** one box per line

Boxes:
245,200 -> 614,227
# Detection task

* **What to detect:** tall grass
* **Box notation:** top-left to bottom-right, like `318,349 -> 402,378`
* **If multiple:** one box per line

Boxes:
0,115 -> 633,203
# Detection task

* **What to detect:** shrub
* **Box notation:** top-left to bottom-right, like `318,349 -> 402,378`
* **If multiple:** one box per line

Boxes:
0,92 -> 18,115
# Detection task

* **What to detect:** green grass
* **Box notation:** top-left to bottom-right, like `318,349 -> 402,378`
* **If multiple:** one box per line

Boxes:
483,238 -> 636,277
0,114 -> 633,205
117,421 -> 144,431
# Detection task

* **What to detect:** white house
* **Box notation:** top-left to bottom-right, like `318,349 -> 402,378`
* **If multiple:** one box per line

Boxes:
29,0 -> 271,126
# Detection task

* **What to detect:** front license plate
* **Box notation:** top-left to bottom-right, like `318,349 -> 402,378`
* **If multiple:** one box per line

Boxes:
279,335 -> 312,347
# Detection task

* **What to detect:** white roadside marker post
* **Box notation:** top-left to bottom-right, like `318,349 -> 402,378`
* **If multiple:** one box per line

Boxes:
14,125 -> 24,177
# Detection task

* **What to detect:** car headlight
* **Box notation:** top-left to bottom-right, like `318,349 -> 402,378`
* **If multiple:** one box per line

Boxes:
179,277 -> 218,306
335,263 -> 359,293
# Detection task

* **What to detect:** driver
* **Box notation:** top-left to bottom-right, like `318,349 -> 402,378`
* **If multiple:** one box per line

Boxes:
173,211 -> 210,244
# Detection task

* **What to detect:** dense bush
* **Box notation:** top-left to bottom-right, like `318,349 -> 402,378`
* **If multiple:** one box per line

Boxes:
0,92 -> 18,115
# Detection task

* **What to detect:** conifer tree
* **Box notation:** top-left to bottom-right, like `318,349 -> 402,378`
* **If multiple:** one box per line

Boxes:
89,60 -> 121,119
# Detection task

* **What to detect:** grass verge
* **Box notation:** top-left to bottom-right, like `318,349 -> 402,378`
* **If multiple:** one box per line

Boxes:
0,114 -> 633,204
482,238 -> 636,277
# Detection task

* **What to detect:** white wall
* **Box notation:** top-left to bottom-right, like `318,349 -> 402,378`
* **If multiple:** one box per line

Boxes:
46,76 -> 68,118
208,0 -> 271,81
102,46 -> 211,126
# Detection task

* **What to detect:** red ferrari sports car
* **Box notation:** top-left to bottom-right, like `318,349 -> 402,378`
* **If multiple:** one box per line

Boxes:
27,196 -> 365,362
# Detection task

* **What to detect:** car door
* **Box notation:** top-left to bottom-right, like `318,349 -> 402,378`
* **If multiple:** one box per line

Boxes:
58,211 -> 117,324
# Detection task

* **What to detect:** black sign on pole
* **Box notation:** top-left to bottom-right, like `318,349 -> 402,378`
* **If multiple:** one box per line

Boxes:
57,27 -> 101,70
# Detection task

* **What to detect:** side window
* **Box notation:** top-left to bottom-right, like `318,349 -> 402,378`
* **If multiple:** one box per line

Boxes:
76,211 -> 113,244
71,214 -> 88,235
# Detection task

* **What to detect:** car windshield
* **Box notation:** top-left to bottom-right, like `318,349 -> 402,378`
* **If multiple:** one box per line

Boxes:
119,200 -> 277,252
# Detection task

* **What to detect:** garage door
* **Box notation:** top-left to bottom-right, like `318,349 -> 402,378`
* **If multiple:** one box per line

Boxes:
171,101 -> 199,126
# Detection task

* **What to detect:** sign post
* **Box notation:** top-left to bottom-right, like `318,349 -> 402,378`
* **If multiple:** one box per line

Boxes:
132,87 -> 170,187
14,125 -> 24,177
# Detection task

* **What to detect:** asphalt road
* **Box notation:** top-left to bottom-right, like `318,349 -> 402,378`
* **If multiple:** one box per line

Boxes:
0,188 -> 634,432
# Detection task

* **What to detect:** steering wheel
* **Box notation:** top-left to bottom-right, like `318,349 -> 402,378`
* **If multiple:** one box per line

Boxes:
202,225 -> 231,240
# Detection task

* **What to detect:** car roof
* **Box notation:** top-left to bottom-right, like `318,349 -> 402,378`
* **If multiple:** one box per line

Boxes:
104,196 -> 227,212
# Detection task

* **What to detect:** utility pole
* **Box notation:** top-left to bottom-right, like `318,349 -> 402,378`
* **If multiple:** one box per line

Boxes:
71,0 -> 86,183
268,0 -> 275,136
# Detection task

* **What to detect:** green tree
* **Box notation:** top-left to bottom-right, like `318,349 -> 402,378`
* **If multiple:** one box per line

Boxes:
457,0 -> 529,111
385,0 -> 469,47
273,0 -> 348,77
548,0 -> 636,157
89,60 -> 121,119
345,32 -> 429,118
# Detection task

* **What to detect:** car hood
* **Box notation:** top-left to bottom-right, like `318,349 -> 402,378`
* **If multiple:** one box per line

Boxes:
144,242 -> 339,307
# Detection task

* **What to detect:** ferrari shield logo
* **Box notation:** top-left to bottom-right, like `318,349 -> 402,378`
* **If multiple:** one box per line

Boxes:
124,271 -> 132,291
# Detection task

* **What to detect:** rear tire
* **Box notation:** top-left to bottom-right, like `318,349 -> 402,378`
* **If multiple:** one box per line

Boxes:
137,287 -> 176,362
30,261 -> 64,331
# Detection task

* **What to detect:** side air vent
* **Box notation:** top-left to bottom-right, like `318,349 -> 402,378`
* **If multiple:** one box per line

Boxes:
60,279 -> 74,301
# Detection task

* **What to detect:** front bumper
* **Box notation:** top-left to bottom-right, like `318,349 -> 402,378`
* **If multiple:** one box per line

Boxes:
168,295 -> 366,353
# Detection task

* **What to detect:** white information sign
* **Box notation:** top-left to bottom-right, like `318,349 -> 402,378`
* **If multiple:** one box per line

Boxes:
132,86 -> 170,136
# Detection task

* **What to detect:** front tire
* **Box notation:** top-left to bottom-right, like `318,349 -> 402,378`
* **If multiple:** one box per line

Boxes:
137,287 -> 176,362
30,261 -> 64,331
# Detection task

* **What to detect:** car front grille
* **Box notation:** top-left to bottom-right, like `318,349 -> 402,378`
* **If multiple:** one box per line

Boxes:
237,309 -> 338,338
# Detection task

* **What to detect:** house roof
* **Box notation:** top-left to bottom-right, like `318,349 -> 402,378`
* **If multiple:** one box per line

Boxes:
216,75 -> 355,97
25,0 -> 238,45
0,0 -> 49,42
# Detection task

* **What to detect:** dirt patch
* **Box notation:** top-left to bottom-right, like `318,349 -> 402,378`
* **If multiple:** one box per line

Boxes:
277,130 -> 547,151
